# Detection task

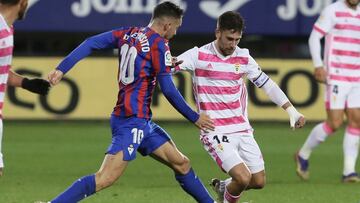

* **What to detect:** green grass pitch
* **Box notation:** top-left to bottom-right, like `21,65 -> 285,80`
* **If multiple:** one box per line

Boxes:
0,121 -> 359,203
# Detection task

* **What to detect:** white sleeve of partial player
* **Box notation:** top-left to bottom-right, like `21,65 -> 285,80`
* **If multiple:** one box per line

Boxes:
177,47 -> 198,72
308,30 -> 324,68
261,78 -> 289,107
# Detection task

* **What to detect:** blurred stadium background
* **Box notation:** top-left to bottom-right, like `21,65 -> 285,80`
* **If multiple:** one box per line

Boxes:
1,0 -> 359,202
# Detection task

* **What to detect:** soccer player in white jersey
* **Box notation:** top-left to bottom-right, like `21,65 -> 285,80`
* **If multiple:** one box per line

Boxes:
0,0 -> 50,176
173,11 -> 306,203
295,0 -> 360,183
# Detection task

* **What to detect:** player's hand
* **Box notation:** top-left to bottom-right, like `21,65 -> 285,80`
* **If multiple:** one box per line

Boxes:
21,78 -> 50,96
314,67 -> 327,83
172,57 -> 183,67
48,70 -> 64,86
195,113 -> 215,133
286,106 -> 306,130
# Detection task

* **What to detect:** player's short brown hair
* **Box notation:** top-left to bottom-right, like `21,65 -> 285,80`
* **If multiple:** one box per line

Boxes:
0,0 -> 21,5
217,11 -> 244,33
152,1 -> 184,20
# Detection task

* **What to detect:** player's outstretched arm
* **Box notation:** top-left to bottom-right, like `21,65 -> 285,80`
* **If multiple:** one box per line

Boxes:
158,74 -> 214,132
8,70 -> 50,95
49,31 -> 117,84
256,75 -> 306,129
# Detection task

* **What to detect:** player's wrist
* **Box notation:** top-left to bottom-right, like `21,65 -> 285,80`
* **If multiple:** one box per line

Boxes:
21,77 -> 30,89
286,106 -> 298,116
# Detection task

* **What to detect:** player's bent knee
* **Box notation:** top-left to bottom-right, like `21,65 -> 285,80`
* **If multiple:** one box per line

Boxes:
327,119 -> 343,131
172,156 -> 191,175
231,170 -> 252,187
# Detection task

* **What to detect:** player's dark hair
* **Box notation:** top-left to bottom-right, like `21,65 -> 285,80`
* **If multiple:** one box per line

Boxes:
152,1 -> 184,19
218,11 -> 244,33
0,0 -> 21,5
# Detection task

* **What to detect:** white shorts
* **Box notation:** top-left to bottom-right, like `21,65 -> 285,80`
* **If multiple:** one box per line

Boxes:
325,83 -> 360,110
200,131 -> 264,174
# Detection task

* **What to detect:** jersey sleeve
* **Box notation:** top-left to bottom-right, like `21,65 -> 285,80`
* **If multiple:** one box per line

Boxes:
313,6 -> 335,36
57,30 -> 119,74
245,55 -> 262,80
151,39 -> 172,75
245,55 -> 270,88
176,47 -> 199,72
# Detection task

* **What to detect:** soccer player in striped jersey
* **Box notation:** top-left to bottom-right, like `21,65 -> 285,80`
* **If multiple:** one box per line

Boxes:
296,0 -> 360,183
173,11 -> 305,203
0,0 -> 50,177
41,2 -> 215,203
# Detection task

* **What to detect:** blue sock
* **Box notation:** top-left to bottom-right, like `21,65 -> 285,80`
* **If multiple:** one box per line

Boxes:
51,174 -> 96,203
175,168 -> 214,203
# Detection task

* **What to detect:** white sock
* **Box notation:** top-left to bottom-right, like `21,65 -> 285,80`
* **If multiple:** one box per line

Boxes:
224,177 -> 232,186
299,122 -> 334,160
343,126 -> 360,176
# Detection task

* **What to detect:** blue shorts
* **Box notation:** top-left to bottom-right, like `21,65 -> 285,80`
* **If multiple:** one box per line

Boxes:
106,115 -> 171,161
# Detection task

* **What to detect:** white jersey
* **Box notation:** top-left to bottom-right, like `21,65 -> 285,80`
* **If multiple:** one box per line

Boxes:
312,0 -> 360,84
177,42 -> 263,134
0,14 -> 13,116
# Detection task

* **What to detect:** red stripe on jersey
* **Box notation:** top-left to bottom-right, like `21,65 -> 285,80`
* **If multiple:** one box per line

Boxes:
195,69 -> 243,80
213,116 -> 245,126
124,86 -> 135,117
113,30 -> 125,39
197,85 -> 240,95
137,79 -> 148,118
334,36 -> 360,44
332,49 -> 360,57
0,29 -> 12,38
0,65 -> 10,74
329,74 -> 360,82
151,38 -> 162,74
0,46 -> 13,57
198,52 -> 248,64
0,83 -> 6,92
199,101 -> 240,111
313,25 -> 326,35
331,62 -> 360,70
335,12 -> 360,19
335,24 -> 360,32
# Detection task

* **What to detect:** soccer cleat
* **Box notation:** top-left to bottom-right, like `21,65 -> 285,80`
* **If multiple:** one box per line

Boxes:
210,178 -> 225,203
294,152 -> 309,180
0,167 -> 3,177
342,173 -> 360,183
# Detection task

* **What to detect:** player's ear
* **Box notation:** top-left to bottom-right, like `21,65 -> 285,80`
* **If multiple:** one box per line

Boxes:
215,28 -> 221,39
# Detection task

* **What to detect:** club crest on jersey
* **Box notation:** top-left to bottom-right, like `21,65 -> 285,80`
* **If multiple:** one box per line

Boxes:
128,144 -> 134,155
234,63 -> 241,74
217,144 -> 224,151
165,50 -> 172,66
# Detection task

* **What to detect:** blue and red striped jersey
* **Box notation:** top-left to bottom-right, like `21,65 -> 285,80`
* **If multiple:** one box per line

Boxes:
57,26 -> 199,122
112,27 -> 172,119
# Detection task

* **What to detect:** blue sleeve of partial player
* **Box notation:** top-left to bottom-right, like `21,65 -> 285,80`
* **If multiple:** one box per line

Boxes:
57,31 -> 116,74
158,74 -> 199,123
